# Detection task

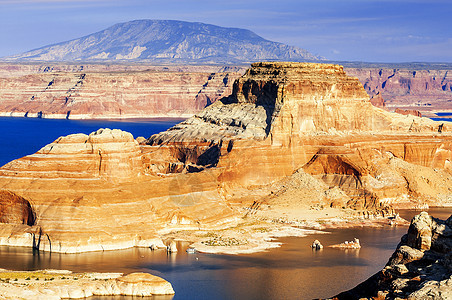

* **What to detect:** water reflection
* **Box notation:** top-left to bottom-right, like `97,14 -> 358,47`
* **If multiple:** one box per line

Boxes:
1,208 -> 450,300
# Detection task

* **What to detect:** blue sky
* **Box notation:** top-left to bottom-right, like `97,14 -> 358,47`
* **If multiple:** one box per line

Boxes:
0,0 -> 451,62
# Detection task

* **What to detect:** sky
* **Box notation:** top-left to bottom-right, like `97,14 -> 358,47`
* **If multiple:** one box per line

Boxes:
0,0 -> 451,63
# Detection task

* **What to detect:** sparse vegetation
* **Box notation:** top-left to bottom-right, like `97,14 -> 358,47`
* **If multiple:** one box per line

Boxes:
202,236 -> 248,247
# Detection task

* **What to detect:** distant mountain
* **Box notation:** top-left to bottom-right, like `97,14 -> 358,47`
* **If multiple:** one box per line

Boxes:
4,20 -> 323,64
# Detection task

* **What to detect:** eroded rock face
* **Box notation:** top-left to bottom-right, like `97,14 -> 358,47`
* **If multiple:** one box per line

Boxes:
0,191 -> 35,226
0,62 -> 451,252
0,63 -> 242,119
333,212 -> 452,300
395,108 -> 422,117
346,67 -> 452,113
1,128 -> 143,182
0,270 -> 175,299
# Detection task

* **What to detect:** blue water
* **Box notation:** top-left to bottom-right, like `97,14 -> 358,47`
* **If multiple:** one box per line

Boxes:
0,117 -> 183,167
435,112 -> 452,116
0,117 -> 450,299
432,117 -> 452,122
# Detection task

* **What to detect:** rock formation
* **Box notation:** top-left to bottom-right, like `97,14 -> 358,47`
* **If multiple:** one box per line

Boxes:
311,240 -> 323,250
395,108 -> 422,117
346,67 -> 452,114
0,270 -> 174,299
329,238 -> 361,249
0,62 -> 450,253
369,92 -> 386,109
0,63 -> 243,119
333,212 -> 452,299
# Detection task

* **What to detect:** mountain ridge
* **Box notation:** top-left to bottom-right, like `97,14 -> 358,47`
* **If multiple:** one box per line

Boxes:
3,19 -> 322,64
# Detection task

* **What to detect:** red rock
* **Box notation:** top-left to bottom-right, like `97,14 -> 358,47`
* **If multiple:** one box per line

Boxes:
0,63 -> 244,119
346,67 -> 452,113
394,108 -> 422,117
370,92 -> 386,109
0,62 -> 450,253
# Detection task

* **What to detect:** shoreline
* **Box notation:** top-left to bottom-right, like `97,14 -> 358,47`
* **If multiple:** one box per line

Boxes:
1,111 -> 451,122
5,205 -> 452,256
0,210 -> 406,255
0,269 -> 175,299
0,112 -> 193,120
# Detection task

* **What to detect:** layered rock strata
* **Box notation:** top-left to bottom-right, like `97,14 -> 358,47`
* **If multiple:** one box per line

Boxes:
0,62 -> 451,253
0,270 -> 174,299
346,67 -> 452,115
333,212 -> 452,300
0,63 -> 243,119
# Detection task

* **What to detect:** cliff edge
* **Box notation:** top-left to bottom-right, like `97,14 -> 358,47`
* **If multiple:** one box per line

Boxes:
0,62 -> 450,253
333,212 -> 452,300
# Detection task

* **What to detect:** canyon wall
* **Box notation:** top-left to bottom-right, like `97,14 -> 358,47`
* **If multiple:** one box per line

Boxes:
1,63 -> 452,119
0,62 -> 450,253
346,67 -> 452,114
0,63 -> 244,119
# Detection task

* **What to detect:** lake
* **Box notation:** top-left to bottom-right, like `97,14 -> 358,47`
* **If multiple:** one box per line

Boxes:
0,117 -> 183,167
0,116 -> 450,299
0,209 -> 450,300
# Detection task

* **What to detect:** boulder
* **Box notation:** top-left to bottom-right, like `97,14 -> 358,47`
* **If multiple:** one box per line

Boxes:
333,212 -> 452,299
311,240 -> 323,250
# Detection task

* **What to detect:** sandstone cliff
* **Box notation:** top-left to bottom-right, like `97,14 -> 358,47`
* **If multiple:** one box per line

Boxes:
0,62 -> 450,253
334,212 -> 452,300
346,67 -> 452,115
0,63 -> 244,119
2,63 -> 452,120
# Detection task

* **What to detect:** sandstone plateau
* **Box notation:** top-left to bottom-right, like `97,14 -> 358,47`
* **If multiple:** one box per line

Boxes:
0,63 -> 244,119
346,67 -> 452,116
1,63 -> 452,120
0,62 -> 451,253
334,212 -> 452,300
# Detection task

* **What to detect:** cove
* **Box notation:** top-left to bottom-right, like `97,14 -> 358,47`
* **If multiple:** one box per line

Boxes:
0,208 -> 449,300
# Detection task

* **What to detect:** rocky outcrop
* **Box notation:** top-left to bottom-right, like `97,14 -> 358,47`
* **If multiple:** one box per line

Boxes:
0,270 -> 174,299
0,62 -> 450,253
0,191 -> 35,226
147,62 -> 451,212
370,92 -> 386,109
329,238 -> 361,249
395,108 -> 422,117
0,63 -> 243,119
333,212 -> 452,300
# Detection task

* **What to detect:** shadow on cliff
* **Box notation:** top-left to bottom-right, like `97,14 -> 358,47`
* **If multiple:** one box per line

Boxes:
220,79 -> 280,136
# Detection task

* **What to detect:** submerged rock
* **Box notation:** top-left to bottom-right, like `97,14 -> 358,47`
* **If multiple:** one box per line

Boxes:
311,240 -> 323,250
329,238 -> 361,249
